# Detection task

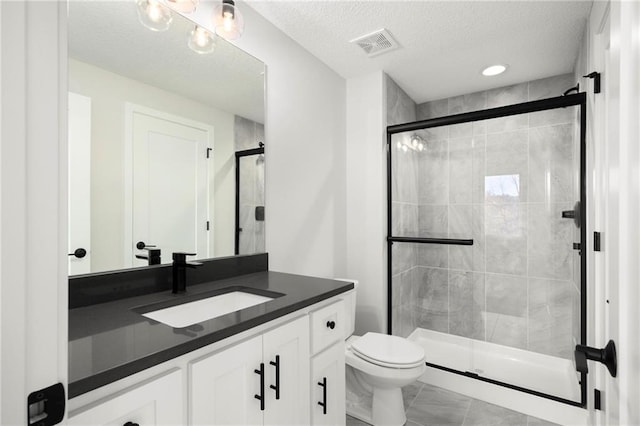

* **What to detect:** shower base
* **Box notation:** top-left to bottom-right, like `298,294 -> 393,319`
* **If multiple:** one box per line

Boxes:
408,328 -> 587,425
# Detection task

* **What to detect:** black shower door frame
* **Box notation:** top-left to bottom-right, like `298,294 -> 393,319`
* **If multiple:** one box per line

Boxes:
386,92 -> 587,407
235,146 -> 265,255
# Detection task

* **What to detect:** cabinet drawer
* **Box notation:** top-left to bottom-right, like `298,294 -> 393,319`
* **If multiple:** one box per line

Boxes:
310,300 -> 344,355
68,369 -> 183,426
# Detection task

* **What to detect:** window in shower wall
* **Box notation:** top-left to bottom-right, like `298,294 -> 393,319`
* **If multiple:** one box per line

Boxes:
387,93 -> 586,406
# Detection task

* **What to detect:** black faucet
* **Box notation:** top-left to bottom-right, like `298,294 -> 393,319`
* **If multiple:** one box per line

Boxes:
172,252 -> 202,294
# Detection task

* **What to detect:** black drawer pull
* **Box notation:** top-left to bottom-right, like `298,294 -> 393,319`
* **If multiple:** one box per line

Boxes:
254,362 -> 265,411
124,422 -> 139,426
326,320 -> 336,330
269,355 -> 280,400
317,377 -> 327,415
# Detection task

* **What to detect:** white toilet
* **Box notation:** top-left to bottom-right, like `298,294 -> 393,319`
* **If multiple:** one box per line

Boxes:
340,280 -> 426,426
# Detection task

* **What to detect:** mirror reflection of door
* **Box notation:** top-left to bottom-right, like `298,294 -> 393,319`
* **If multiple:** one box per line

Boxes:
126,105 -> 212,267
236,151 -> 265,255
68,92 -> 92,275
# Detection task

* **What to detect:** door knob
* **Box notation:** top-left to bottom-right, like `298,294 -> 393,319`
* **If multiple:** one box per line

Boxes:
68,248 -> 87,259
136,241 -> 156,250
575,340 -> 617,377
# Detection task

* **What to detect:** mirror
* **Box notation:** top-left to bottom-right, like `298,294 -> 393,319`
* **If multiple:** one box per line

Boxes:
68,1 -> 265,275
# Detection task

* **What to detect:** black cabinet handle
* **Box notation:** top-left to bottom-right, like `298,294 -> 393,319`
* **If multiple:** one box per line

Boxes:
123,422 -> 139,426
326,320 -> 336,330
254,363 -> 265,411
317,377 -> 327,415
269,355 -> 280,400
575,340 -> 617,377
68,248 -> 87,258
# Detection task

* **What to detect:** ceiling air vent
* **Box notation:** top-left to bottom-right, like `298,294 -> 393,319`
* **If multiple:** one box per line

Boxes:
350,29 -> 399,57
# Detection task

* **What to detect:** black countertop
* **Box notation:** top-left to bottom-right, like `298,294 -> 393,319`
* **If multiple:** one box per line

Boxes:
69,271 -> 353,398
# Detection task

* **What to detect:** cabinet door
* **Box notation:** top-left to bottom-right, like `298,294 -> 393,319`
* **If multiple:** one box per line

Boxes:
190,334 -> 263,426
67,369 -> 183,426
311,342 -> 346,426
262,316 -> 310,426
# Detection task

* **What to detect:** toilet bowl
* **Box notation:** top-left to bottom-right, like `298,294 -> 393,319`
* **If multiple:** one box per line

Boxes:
335,279 -> 426,426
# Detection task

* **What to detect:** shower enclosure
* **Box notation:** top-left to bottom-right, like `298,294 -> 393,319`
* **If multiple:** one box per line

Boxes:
235,143 -> 265,255
387,93 -> 586,406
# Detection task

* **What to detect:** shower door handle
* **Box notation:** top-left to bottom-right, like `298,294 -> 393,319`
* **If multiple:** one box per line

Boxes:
574,340 -> 617,377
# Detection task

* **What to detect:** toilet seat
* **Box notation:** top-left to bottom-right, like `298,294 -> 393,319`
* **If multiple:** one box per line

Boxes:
350,332 -> 425,369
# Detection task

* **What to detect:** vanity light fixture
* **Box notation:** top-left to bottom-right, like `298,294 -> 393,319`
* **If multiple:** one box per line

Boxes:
482,64 -> 507,76
188,25 -> 216,54
167,0 -> 199,13
136,0 -> 172,32
213,0 -> 244,40
396,134 -> 425,153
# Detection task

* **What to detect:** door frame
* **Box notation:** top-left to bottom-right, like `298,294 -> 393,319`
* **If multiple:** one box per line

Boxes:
123,103 -> 214,267
234,145 -> 265,255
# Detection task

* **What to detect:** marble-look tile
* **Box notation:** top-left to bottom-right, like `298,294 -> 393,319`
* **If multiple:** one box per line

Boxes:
485,312 -> 527,350
471,135 -> 486,204
486,114 -> 529,134
486,83 -> 528,108
528,74 -> 575,101
238,204 -> 256,254
391,239 -> 416,276
528,124 -> 574,203
529,107 -> 575,128
449,205 -> 473,271
413,267 -> 449,333
462,399 -> 527,426
393,202 -> 419,236
449,271 -> 485,340
255,122 -> 265,145
416,98 -> 448,120
470,205 -> 486,272
419,205 -> 449,238
449,122 -> 473,139
528,278 -> 574,359
527,416 -> 562,426
449,91 -> 487,114
485,130 -> 528,203
485,203 -> 527,276
386,75 -> 417,126
239,156 -> 256,204
407,383 -> 471,426
418,244 -> 448,268
392,303 -> 416,338
346,415 -> 369,426
449,138 -> 474,204
527,203 -> 573,280
486,273 -> 527,317
393,137 -> 420,203
402,382 -> 424,409
234,115 -> 259,151
418,139 -> 449,205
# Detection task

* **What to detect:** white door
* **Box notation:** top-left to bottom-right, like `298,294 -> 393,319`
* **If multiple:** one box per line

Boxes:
591,1 -> 640,425
311,343 -> 346,426
67,370 -> 184,425
127,105 -> 211,267
68,92 -> 92,275
190,335 -> 264,425
262,316 -> 310,426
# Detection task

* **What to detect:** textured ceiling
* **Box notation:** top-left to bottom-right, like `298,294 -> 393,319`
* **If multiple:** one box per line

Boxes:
246,0 -> 593,103
69,1 -> 265,123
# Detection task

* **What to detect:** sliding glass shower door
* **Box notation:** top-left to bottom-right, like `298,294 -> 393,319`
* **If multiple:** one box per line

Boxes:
387,94 -> 586,406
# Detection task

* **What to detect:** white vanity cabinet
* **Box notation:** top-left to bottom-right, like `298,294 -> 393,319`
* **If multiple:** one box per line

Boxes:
309,299 -> 347,426
67,369 -> 183,426
190,316 -> 310,425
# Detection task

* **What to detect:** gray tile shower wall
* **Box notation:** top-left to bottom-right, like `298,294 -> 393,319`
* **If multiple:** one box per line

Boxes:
388,73 -> 581,359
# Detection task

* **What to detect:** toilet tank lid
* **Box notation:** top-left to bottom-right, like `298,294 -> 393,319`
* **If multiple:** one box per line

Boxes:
351,332 -> 425,366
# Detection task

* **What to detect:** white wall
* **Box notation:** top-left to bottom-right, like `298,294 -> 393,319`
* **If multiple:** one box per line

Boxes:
187,3 -> 347,279
69,59 -> 235,271
345,72 -> 386,334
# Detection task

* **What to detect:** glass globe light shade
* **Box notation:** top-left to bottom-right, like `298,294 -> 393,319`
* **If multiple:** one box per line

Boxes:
188,26 -> 216,54
137,0 -> 172,32
213,0 -> 245,40
167,0 -> 199,13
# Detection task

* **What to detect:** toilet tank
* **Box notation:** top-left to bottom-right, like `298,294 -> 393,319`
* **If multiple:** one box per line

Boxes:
334,278 -> 357,339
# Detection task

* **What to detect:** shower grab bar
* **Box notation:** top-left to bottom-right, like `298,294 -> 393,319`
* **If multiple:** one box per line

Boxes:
387,236 -> 473,246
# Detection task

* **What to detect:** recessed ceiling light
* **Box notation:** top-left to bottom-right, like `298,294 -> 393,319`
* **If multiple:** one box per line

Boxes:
482,64 -> 507,76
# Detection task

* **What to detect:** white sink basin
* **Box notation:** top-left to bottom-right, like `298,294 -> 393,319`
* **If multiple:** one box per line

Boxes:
142,291 -> 274,328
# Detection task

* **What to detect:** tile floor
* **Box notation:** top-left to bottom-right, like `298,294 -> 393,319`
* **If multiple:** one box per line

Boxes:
346,382 -> 560,426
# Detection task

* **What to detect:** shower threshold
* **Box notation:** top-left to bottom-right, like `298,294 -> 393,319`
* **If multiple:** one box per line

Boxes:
408,328 -> 581,403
